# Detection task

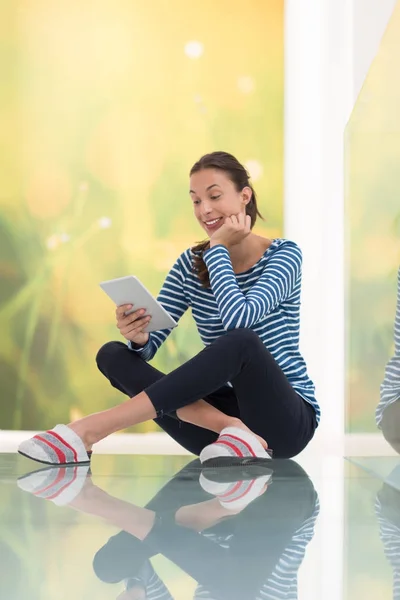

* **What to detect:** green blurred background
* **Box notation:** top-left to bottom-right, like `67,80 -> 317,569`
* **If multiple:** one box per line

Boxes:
0,0 -> 284,431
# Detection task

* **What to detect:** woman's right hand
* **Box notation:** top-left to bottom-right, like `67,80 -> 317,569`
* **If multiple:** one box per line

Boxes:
116,305 -> 151,347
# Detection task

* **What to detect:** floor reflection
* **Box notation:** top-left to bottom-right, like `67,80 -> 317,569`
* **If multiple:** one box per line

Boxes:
375,466 -> 400,600
87,459 -> 319,600
3,456 -> 319,600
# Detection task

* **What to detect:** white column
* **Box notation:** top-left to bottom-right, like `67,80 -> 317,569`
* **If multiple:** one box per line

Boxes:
284,3 -> 353,600
284,0 -> 354,450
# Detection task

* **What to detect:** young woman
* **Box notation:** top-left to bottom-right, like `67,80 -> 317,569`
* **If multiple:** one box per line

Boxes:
19,152 -> 319,465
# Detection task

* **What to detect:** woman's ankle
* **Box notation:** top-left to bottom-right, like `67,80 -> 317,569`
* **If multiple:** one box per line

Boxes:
222,417 -> 244,431
223,419 -> 268,449
208,416 -> 246,435
67,421 -> 101,452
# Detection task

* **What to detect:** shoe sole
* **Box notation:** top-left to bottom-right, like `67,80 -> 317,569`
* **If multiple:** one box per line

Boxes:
201,465 -> 273,484
18,450 -> 91,467
200,456 -> 272,469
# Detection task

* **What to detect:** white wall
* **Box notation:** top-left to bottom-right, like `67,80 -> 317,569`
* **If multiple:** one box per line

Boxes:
284,0 -> 353,450
352,0 -> 397,100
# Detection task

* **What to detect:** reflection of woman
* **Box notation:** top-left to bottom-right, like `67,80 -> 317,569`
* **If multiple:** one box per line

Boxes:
376,267 -> 400,453
375,468 -> 400,599
81,460 -> 318,600
19,152 -> 319,466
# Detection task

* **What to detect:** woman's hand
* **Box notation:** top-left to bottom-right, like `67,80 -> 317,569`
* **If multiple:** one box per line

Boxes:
116,305 -> 151,347
209,213 -> 251,249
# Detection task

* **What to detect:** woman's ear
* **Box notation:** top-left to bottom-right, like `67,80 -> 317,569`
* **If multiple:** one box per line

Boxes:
241,186 -> 253,206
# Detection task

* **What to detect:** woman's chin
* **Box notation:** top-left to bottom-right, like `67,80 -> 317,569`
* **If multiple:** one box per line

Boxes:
205,223 -> 223,236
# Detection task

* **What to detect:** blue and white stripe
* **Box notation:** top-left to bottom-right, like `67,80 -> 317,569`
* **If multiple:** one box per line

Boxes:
375,495 -> 400,600
376,267 -> 400,427
256,498 -> 320,600
129,239 -> 319,423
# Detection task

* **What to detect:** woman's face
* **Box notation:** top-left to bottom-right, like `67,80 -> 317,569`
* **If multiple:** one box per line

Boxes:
189,168 -> 252,237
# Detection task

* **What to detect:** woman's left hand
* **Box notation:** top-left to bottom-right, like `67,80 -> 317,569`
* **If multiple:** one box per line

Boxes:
209,213 -> 251,248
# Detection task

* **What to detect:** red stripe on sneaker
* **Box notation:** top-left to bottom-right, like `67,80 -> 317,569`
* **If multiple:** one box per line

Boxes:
219,480 -> 243,498
46,430 -> 79,463
214,439 -> 243,457
34,435 -> 66,464
220,433 -> 257,457
221,479 -> 257,504
46,468 -> 78,501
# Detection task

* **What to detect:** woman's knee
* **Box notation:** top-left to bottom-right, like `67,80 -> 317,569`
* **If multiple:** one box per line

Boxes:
95,341 -> 128,372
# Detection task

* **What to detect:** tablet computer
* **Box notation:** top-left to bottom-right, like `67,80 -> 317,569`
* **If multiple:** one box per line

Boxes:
99,275 -> 178,333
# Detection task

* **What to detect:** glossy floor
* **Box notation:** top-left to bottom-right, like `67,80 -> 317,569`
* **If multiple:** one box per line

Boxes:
0,452 -> 399,600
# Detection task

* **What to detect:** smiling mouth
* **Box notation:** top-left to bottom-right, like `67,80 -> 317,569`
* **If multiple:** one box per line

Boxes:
204,217 -> 223,227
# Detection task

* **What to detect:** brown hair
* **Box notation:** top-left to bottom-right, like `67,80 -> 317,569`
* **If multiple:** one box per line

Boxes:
190,151 -> 264,287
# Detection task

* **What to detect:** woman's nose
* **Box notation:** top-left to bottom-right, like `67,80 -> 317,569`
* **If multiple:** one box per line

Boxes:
201,202 -> 212,214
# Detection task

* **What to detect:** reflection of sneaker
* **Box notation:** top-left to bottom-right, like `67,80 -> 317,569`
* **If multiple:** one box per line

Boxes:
17,464 -> 91,506
199,465 -> 273,511
200,426 -> 272,467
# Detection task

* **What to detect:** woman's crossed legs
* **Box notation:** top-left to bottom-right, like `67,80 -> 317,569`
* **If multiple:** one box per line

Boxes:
77,329 -> 317,460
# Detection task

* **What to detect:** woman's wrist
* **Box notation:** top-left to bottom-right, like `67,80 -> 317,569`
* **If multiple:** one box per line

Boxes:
209,241 -> 228,250
130,341 -> 145,349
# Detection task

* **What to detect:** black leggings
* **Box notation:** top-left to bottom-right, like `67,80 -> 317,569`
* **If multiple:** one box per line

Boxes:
96,328 -> 317,459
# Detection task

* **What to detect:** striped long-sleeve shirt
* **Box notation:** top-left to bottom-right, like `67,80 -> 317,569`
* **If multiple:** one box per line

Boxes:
129,238 -> 319,422
376,267 -> 400,427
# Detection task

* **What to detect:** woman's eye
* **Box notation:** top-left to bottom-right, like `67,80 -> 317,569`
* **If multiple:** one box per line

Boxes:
193,200 -> 200,205
210,195 -> 221,200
